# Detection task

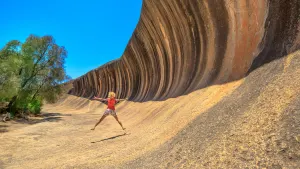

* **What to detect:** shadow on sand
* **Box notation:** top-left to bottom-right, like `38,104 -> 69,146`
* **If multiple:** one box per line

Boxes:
12,112 -> 71,125
41,112 -> 72,117
91,133 -> 129,143
0,124 -> 8,133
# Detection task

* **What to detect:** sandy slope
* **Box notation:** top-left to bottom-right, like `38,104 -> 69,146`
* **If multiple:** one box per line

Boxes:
124,51 -> 300,168
0,51 -> 300,169
0,79 -> 242,169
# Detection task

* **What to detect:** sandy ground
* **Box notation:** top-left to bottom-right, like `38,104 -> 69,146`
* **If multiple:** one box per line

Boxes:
0,51 -> 299,169
0,78 -> 242,169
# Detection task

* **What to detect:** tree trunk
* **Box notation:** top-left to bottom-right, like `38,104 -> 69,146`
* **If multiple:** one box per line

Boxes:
6,95 -> 17,114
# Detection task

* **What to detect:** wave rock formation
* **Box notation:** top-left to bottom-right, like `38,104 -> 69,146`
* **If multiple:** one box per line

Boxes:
70,0 -> 300,101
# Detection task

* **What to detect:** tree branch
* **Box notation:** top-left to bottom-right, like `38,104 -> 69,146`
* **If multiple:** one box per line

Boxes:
21,43 -> 50,88
31,77 -> 48,101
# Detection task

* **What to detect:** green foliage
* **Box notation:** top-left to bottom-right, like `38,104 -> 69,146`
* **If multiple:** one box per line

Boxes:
0,40 -> 22,99
0,35 -> 70,116
27,99 -> 42,114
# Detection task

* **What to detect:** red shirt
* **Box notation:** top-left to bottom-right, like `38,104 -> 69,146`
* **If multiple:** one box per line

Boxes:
107,98 -> 116,110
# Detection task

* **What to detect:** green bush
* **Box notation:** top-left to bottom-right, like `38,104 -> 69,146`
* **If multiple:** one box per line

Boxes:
27,99 -> 42,114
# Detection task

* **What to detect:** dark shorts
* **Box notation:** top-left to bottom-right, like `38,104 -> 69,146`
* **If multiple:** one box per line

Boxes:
103,109 -> 117,117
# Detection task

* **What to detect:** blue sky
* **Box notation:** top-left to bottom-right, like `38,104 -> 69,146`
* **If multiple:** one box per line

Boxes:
0,0 -> 142,79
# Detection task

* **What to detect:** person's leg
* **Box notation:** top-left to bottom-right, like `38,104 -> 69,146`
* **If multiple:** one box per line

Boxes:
91,113 -> 108,130
113,114 -> 125,130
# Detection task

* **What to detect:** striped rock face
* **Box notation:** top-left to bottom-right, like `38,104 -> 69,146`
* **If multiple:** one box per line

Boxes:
70,0 -> 300,101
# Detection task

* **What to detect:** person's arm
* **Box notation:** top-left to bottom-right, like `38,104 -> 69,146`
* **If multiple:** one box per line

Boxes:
92,96 -> 107,101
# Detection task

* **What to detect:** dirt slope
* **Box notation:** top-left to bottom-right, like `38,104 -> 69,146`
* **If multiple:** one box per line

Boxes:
123,51 -> 300,168
1,51 -> 299,169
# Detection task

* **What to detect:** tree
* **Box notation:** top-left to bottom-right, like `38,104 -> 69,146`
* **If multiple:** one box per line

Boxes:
0,40 -> 22,100
0,35 -> 69,116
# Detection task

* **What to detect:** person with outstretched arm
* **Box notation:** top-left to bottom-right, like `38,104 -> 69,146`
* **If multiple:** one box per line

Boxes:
91,92 -> 127,130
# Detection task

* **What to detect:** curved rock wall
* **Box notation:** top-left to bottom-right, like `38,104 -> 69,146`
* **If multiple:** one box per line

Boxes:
70,0 -> 300,101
